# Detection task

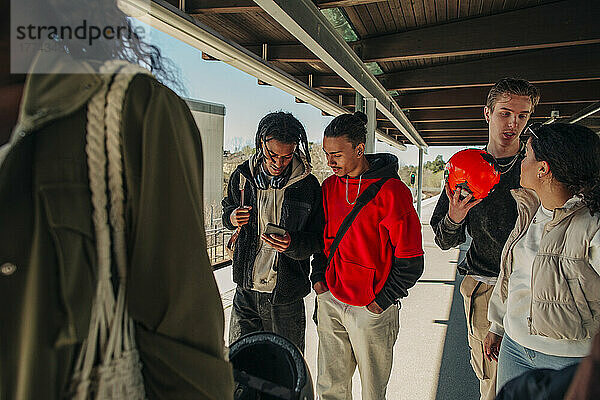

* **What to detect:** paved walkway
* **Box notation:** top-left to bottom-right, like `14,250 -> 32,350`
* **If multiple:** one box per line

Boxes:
214,195 -> 480,399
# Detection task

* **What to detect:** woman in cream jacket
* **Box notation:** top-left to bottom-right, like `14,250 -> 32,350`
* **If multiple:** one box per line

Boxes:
484,123 -> 600,393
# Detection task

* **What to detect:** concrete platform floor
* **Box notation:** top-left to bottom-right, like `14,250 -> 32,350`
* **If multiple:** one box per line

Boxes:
214,196 -> 480,399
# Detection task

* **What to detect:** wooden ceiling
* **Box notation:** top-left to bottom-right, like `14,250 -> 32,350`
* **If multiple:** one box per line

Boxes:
168,0 -> 600,146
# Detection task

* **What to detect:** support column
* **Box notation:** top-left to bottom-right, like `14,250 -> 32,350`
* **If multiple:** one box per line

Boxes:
354,91 -> 363,113
365,97 -> 376,154
417,147 -> 424,218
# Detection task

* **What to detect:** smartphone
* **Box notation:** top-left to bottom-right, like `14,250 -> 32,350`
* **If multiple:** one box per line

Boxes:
264,223 -> 286,237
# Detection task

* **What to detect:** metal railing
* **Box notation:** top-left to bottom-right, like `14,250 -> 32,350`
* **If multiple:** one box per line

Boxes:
205,224 -> 233,268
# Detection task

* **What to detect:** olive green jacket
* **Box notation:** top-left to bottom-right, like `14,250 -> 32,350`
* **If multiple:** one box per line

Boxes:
0,54 -> 233,399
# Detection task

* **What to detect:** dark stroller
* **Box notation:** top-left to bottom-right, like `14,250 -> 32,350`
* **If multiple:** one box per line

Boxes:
229,332 -> 314,400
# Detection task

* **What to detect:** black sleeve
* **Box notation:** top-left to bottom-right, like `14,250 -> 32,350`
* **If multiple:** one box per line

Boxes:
430,190 -> 467,250
375,255 -> 424,310
310,252 -> 327,286
222,169 -> 241,231
284,177 -> 325,260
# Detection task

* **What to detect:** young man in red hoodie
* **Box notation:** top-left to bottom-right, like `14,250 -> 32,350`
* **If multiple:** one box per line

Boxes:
311,112 -> 424,400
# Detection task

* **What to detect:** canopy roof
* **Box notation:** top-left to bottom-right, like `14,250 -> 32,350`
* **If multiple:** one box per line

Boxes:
154,0 -> 600,147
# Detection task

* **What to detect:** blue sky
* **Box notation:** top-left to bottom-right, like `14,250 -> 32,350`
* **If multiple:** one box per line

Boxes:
143,23 -> 467,166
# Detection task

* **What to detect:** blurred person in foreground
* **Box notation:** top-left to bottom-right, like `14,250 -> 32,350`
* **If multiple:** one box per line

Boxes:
0,0 -> 233,398
495,330 -> 600,400
485,123 -> 600,393
430,78 -> 540,400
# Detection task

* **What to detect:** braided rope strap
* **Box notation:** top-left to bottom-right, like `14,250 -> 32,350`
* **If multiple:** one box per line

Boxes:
70,60 -> 151,400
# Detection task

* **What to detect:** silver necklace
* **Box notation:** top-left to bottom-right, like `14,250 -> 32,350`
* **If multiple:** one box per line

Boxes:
485,144 -> 522,174
345,174 -> 363,205
497,154 -> 520,173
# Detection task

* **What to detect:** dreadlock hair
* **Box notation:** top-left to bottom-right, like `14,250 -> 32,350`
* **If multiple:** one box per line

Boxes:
323,111 -> 367,148
255,111 -> 311,166
530,123 -> 600,215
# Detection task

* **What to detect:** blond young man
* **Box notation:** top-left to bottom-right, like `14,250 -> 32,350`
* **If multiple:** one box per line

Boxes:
430,78 -> 541,400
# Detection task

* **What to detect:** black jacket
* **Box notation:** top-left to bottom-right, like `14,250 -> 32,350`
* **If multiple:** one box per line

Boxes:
429,151 -> 523,277
222,160 -> 324,305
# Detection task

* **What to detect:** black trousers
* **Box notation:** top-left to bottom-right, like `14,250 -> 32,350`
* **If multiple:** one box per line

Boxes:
229,286 -> 306,353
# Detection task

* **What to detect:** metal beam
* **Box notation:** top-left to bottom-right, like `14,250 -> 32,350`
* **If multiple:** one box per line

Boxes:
353,0 -> 600,62
566,101 -> 600,123
423,140 -> 488,145
375,129 -> 407,150
188,0 -> 260,14
403,103 -> 592,122
326,96 -> 596,120
245,44 -> 320,62
318,0 -> 387,7
130,0 -> 351,119
417,121 -> 489,130
187,0 -> 385,13
304,45 -> 600,92
365,98 -> 376,153
397,81 -> 600,109
385,116 -> 599,131
419,134 -> 490,140
421,136 -> 489,143
254,0 -> 427,148
378,45 -> 600,91
355,92 -> 364,113
416,148 -> 423,217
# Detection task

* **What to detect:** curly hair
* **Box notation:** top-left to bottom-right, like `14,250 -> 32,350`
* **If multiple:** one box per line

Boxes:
530,123 -> 600,215
254,111 -> 311,166
323,111 -> 368,147
12,0 -> 184,93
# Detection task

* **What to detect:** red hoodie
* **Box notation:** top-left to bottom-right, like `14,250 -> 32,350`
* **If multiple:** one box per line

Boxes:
322,153 -> 424,307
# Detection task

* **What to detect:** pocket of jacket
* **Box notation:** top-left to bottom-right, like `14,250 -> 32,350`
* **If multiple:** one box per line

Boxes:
282,200 -> 311,230
40,184 -> 96,347
328,253 -> 376,305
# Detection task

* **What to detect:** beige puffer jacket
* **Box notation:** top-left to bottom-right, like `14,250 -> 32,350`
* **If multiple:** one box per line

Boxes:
496,188 -> 600,340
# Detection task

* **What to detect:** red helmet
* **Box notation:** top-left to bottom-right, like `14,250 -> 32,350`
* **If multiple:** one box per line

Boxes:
445,149 -> 501,200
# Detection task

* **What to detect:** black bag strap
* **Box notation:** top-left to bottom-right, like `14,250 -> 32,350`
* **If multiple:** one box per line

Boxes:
326,177 -> 391,267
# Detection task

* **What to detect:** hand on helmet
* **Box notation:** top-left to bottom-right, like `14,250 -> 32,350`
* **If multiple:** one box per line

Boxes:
445,181 -> 482,224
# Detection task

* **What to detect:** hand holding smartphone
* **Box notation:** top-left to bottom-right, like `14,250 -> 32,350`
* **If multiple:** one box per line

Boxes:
264,222 -> 286,237
261,223 -> 290,252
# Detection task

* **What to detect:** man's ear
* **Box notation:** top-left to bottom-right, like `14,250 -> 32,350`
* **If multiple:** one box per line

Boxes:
484,106 -> 490,123
539,160 -> 550,177
356,143 -> 365,157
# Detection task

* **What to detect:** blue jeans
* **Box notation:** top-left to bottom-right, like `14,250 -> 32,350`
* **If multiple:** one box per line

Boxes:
497,334 -> 582,393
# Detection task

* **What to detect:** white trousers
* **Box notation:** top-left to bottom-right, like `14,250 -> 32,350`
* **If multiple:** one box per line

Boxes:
316,290 -> 400,400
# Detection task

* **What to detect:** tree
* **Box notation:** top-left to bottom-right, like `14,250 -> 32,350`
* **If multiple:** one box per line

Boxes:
425,155 -> 445,173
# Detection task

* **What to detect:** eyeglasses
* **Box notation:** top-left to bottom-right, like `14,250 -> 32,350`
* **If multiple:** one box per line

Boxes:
525,122 -> 542,140
262,139 -> 295,163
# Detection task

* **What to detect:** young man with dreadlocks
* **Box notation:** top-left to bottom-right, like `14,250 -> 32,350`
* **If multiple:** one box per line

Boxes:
222,111 -> 324,352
